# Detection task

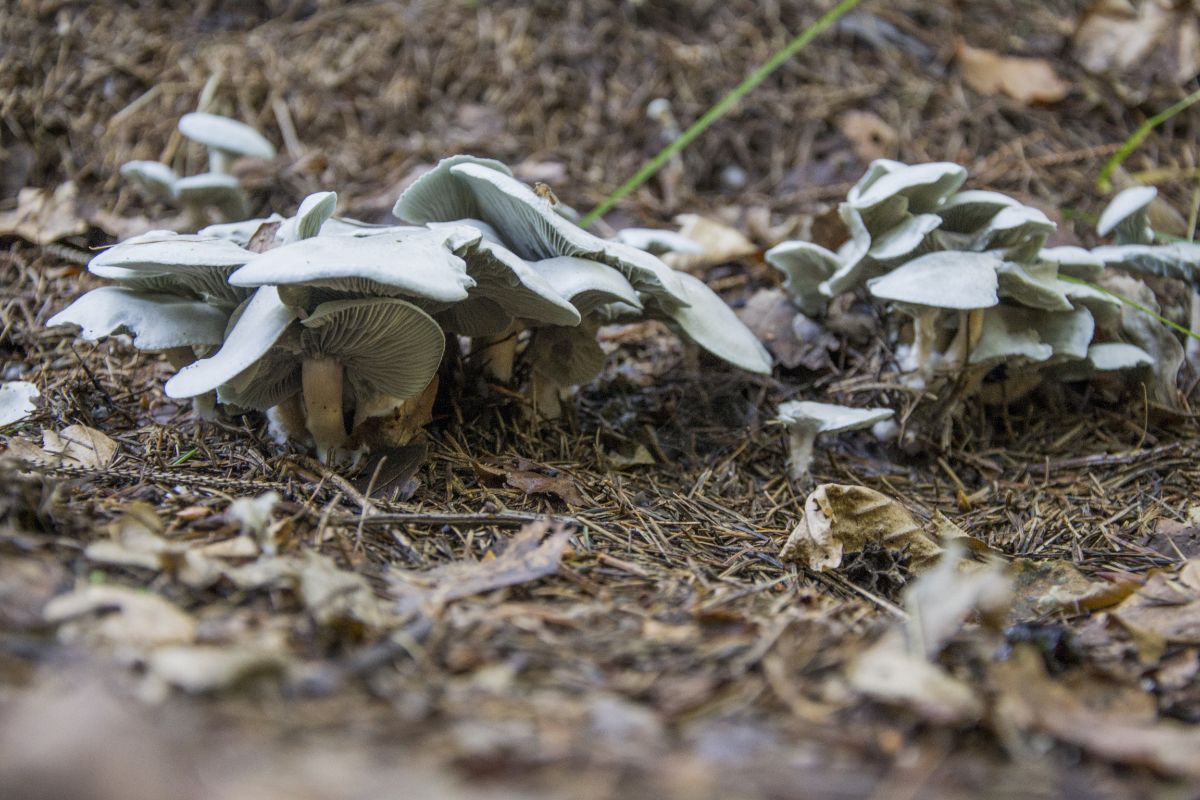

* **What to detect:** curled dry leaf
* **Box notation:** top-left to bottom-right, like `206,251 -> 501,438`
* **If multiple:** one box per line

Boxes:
40,424 -> 118,470
780,484 -> 943,573
1008,558 -> 1141,620
739,289 -> 838,371
661,214 -> 758,272
1111,560 -> 1200,655
837,110 -> 898,162
849,630 -> 984,724
392,519 -> 572,615
44,585 -> 197,648
147,645 -> 287,693
0,183 -> 88,245
956,40 -> 1071,105
1073,0 -> 1200,90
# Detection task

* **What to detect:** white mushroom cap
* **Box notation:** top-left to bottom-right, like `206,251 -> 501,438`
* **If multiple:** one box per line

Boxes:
278,191 -> 338,242
454,240 -> 581,326
0,381 -> 39,427
776,400 -> 894,434
228,226 -> 477,304
868,213 -> 942,264
178,112 -> 276,160
996,261 -> 1073,311
173,173 -> 249,219
1039,246 -> 1105,280
525,324 -> 608,387
1091,243 -> 1200,287
529,256 -> 643,317
166,287 -> 299,399
765,240 -> 841,315
1097,186 -> 1156,244
819,205 -> 879,297
650,272 -> 773,375
613,227 -> 704,256
47,286 -> 229,351
850,161 -> 968,215
89,231 -> 255,306
395,158 -> 689,305
970,205 -> 1056,253
867,251 -> 1000,309
120,160 -> 178,202
936,190 -> 1021,234
968,306 -> 1053,365
1032,306 -> 1095,361
1058,279 -> 1122,331
1087,342 -> 1154,371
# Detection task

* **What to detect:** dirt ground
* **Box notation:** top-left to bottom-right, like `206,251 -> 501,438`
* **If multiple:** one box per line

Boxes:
3,1 -> 1200,798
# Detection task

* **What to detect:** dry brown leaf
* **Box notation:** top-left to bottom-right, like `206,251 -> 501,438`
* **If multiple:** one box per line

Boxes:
848,630 -> 984,725
1074,0 -> 1200,91
993,644 -> 1200,778
780,484 -> 943,572
604,442 -> 655,468
1008,558 -> 1140,620
837,110 -> 898,162
505,469 -> 586,506
661,214 -> 758,272
296,551 -> 390,629
392,519 -> 572,615
0,183 -> 88,244
44,585 -> 197,648
956,40 -> 1071,105
1112,561 -> 1200,647
147,645 -> 287,693
41,424 -> 118,469
739,289 -> 839,371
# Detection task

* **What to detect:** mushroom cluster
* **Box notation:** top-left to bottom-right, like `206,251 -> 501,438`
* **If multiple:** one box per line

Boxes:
767,161 -> 1191,406
50,157 -> 772,464
121,112 -> 276,229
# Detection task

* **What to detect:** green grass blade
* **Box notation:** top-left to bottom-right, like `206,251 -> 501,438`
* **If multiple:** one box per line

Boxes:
1059,275 -> 1200,342
580,0 -> 865,227
1098,86 -> 1200,193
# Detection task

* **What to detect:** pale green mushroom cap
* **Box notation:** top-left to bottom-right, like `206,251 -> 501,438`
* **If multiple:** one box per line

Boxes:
529,257 -> 642,318
970,205 -> 1055,255
996,261 -> 1073,311
1091,243 -> 1200,287
1057,280 -> 1122,331
1087,342 -> 1155,371
526,325 -> 608,387
936,190 -> 1021,234
776,400 -> 893,434
614,227 -> 704,256
173,172 -> 249,219
765,240 -> 841,315
278,191 -> 338,242
178,112 -> 276,161
89,231 -> 255,307
0,381 -> 40,427
228,226 -> 478,304
47,286 -> 229,351
120,160 -> 178,202
969,305 -> 1053,365
850,161 -> 967,215
652,272 -> 773,375
451,240 -> 581,327
1039,246 -> 1105,281
868,213 -> 942,264
394,157 -> 689,305
867,251 -> 1001,310
1097,186 -> 1156,245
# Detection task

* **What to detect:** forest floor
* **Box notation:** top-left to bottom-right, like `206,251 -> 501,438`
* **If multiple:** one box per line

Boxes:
2,2 -> 1200,798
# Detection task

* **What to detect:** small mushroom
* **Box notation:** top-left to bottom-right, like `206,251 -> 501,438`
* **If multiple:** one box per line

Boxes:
173,173 -> 249,226
524,323 -> 607,419
120,160 -> 178,202
47,286 -> 228,356
88,230 -> 255,308
846,161 -> 967,234
996,261 -> 1073,311
935,190 -> 1021,234
1038,246 -> 1105,281
0,381 -> 39,427
178,112 -> 276,175
776,400 -> 893,481
277,191 -> 338,243
765,240 -> 841,316
1097,186 -> 1156,245
970,205 -> 1056,261
1087,342 -> 1155,371
866,251 -> 1000,378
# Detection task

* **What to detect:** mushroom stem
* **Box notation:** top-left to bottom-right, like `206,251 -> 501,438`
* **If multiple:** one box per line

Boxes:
162,346 -> 196,370
209,149 -> 230,175
910,310 -> 938,379
531,372 -> 564,420
786,423 -> 820,482
302,356 -> 347,463
1187,288 -> 1200,371
267,393 -> 310,446
477,323 -> 521,383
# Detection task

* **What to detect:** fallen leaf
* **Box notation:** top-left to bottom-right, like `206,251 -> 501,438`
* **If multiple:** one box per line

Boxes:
837,110 -> 898,162
1073,0 -> 1200,92
296,551 -> 389,630
848,630 -> 984,724
1112,561 -> 1200,648
993,644 -> 1200,778
246,220 -> 283,253
392,519 -> 572,615
956,40 -> 1070,105
40,424 -> 118,469
661,214 -> 758,272
780,484 -> 943,573
0,183 -> 88,244
1008,558 -> 1140,620
739,289 -> 839,371
147,644 -> 287,693
1140,509 -> 1200,561
905,545 -> 1012,658
44,585 -> 197,648
604,442 -> 655,468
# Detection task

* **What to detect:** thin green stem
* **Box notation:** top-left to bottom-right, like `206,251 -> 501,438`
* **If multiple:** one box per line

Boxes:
580,0 -> 865,227
1059,275 -> 1200,342
1098,87 -> 1200,193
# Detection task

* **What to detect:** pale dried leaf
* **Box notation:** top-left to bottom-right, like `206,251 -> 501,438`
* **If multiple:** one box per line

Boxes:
1009,558 -> 1140,620
904,545 -> 1011,658
848,630 -> 984,724
780,484 -> 943,572
956,40 -> 1070,104
44,585 -> 197,648
837,110 -> 898,162
662,214 -> 758,272
148,645 -> 287,693
1074,0 -> 1200,89
0,183 -> 88,244
41,424 -> 118,469
297,551 -> 390,629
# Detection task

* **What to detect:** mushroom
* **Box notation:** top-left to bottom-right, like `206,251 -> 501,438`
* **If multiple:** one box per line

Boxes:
1057,280 -> 1122,333
866,251 -> 1000,378
0,381 -> 39,427
819,212 -> 944,299
1097,186 -> 1156,245
776,400 -> 893,481
970,205 -> 1056,261
167,289 -> 445,463
88,230 -> 255,308
935,190 -> 1021,234
613,227 -> 704,256
173,173 -> 249,226
845,161 -> 967,235
524,323 -> 607,419
1087,342 -> 1155,371
765,240 -> 841,316
278,191 -> 338,243
177,112 -> 276,175
120,160 -> 178,202
1038,246 -> 1105,281
995,261 -> 1073,311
